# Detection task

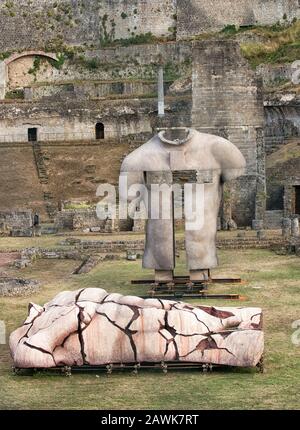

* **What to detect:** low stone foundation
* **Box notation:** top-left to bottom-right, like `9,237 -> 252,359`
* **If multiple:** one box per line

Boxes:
0,210 -> 33,236
54,209 -> 118,233
272,238 -> 300,256
0,277 -> 39,297
59,236 -> 287,253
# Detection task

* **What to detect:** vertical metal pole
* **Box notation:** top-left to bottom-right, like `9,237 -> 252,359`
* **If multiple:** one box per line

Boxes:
158,65 -> 165,117
172,190 -> 176,270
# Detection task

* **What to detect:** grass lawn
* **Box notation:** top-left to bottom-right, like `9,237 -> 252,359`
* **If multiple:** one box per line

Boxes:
0,248 -> 299,410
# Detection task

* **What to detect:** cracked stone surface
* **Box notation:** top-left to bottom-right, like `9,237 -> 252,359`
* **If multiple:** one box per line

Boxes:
10,288 -> 264,369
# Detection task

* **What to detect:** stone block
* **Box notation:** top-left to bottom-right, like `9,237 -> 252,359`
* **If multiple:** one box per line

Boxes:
11,228 -> 33,238
90,227 -> 101,232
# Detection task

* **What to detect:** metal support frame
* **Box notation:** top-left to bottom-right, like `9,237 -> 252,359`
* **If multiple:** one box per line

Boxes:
12,359 -> 264,375
131,275 -> 243,300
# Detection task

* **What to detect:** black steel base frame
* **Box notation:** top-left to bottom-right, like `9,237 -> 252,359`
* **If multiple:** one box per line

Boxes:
131,275 -> 243,300
12,356 -> 264,376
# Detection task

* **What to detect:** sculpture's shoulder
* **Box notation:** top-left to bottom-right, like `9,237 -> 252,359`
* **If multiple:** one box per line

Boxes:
192,132 -> 245,167
190,131 -> 236,152
121,136 -> 164,172
189,131 -> 246,179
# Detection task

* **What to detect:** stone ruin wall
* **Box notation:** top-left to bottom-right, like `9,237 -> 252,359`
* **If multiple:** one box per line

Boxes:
0,38 -> 266,227
1,1 -> 299,53
177,0 -> 300,38
0,1 -> 299,228
264,94 -> 300,218
191,41 -> 265,226
0,210 -> 32,230
0,0 -> 176,52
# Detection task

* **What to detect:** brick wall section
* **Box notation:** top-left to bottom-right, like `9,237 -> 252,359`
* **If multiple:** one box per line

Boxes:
0,210 -> 33,230
177,0 -> 300,37
0,0 -> 176,52
191,40 -> 265,226
1,1 -> 299,52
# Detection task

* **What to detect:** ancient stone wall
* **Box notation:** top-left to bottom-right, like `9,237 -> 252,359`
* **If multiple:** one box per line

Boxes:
264,94 -> 300,217
265,210 -> 284,228
0,210 -> 33,231
177,0 -> 300,38
266,144 -> 300,216
191,41 -> 265,226
0,96 -> 191,219
1,1 -> 299,52
54,209 -> 118,232
3,42 -> 191,95
0,38 -> 266,226
0,0 -> 176,52
264,95 -> 300,155
0,96 -> 191,142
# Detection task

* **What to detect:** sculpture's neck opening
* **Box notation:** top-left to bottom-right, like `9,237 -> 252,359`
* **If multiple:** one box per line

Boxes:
158,128 -> 194,146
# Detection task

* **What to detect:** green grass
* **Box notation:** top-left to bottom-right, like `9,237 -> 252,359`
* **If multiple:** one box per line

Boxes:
187,20 -> 300,68
0,248 -> 299,409
4,89 -> 24,100
240,20 -> 300,67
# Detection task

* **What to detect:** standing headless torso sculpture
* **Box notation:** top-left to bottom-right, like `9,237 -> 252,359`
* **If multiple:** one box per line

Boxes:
120,128 -> 246,282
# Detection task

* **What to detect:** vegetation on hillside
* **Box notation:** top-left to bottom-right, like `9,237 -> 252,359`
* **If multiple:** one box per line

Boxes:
4,89 -> 24,100
185,20 -> 300,68
240,20 -> 300,67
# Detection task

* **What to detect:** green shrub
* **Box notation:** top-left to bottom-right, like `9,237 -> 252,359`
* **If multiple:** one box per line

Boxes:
85,58 -> 99,70
241,20 -> 300,67
0,52 -> 11,61
5,89 -> 24,100
48,53 -> 65,70
116,32 -> 156,47
28,56 -> 42,77
221,24 -> 238,35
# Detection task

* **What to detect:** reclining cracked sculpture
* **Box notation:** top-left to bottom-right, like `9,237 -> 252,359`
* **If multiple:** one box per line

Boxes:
10,288 -> 264,369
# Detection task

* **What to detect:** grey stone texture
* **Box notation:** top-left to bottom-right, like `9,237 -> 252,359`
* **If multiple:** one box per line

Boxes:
291,217 -> 300,237
0,277 -> 39,297
0,0 -> 177,52
177,0 -> 300,38
0,1 -> 299,52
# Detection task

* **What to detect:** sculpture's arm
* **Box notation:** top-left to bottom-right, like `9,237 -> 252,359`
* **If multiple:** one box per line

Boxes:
212,138 -> 246,182
119,171 -> 145,201
119,170 -> 146,219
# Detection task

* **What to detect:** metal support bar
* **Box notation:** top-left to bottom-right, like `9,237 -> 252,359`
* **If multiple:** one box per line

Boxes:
12,360 -> 264,375
141,293 -> 241,300
131,277 -> 242,285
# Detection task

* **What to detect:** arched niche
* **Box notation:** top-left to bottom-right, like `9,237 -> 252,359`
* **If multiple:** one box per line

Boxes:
0,51 -> 59,100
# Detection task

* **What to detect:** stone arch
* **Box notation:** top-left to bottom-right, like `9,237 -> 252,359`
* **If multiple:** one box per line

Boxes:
3,51 -> 58,66
0,51 -> 59,100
